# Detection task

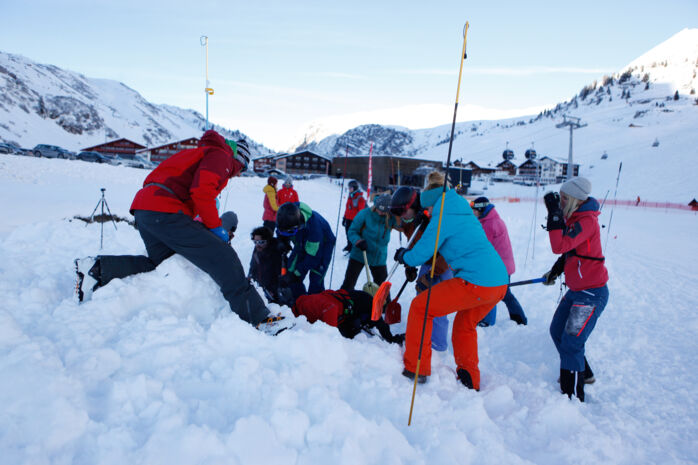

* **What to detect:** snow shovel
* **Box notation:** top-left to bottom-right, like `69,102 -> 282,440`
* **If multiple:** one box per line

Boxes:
362,250 -> 380,296
384,279 -> 409,325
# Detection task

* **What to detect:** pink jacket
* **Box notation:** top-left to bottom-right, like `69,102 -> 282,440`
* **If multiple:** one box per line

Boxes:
478,205 -> 515,275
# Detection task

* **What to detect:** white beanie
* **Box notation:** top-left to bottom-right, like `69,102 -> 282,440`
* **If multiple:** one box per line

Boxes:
560,177 -> 591,201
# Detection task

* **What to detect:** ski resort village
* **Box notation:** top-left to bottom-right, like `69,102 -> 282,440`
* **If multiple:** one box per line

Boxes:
0,3 -> 697,464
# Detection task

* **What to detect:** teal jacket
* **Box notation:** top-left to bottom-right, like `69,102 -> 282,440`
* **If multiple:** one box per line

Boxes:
403,188 -> 508,287
348,207 -> 396,266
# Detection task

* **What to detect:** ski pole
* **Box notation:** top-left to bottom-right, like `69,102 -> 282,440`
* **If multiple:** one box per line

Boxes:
509,277 -> 545,287
408,21 -> 468,427
329,145 -> 350,288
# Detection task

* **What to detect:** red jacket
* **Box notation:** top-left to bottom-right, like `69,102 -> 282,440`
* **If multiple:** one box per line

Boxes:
548,197 -> 608,291
130,130 -> 241,229
262,184 -> 278,221
277,187 -> 299,205
343,191 -> 366,220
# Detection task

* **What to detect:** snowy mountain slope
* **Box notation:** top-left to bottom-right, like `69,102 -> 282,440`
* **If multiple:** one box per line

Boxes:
297,29 -> 698,201
0,51 -> 274,156
0,155 -> 696,464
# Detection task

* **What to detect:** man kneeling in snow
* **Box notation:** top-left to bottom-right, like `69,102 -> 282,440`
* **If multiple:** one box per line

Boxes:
75,129 -> 287,332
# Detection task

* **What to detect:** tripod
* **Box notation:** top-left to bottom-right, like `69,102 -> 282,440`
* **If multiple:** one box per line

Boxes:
87,188 -> 117,249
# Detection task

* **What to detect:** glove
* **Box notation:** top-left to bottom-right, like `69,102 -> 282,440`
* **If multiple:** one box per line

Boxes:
543,192 -> 564,231
414,210 -> 428,228
210,226 -> 228,242
279,272 -> 299,287
355,239 -> 368,251
544,192 -> 560,213
276,239 -> 292,254
342,217 -> 348,228
394,247 -> 408,265
543,255 -> 566,285
405,266 -> 418,282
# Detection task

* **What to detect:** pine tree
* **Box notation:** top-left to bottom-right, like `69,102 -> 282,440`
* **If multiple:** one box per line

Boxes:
673,90 -> 679,101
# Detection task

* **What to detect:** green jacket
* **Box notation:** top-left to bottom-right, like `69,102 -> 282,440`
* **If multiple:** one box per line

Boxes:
348,207 -> 395,266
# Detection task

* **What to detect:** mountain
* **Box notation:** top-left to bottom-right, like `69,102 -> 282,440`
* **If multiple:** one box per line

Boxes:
0,51 -> 274,155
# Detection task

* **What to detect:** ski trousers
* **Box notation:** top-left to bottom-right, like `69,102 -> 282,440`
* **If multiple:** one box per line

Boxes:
480,279 -> 528,326
403,277 -> 506,390
340,257 -> 387,291
549,285 -> 608,372
97,210 -> 270,325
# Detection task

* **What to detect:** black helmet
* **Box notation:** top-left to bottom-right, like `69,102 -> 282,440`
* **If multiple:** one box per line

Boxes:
348,180 -> 359,191
276,202 -> 305,236
471,196 -> 490,213
390,186 -> 420,216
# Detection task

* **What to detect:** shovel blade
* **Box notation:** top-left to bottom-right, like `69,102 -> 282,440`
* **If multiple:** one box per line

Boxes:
371,281 -> 392,321
384,300 -> 402,324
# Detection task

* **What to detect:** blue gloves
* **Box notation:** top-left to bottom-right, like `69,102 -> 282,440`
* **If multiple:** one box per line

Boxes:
210,226 -> 229,242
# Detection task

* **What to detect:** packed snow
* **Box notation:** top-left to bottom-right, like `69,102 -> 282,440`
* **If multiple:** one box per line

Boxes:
0,154 -> 696,464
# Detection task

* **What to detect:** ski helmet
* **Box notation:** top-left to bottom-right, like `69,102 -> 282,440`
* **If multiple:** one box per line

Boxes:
220,211 -> 238,233
471,196 -> 490,213
373,194 -> 392,213
348,180 -> 359,192
390,186 -> 420,216
276,202 -> 305,236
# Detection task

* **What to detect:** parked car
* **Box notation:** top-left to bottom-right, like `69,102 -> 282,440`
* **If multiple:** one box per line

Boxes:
111,155 -> 154,169
33,144 -> 74,159
0,142 -> 23,154
76,151 -> 113,163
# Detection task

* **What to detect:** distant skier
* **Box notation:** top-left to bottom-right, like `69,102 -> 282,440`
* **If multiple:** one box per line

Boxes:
276,202 -> 336,303
471,197 -> 528,326
74,130 -> 287,333
394,171 -> 508,390
542,176 -> 609,402
341,180 -> 366,253
340,194 -> 395,290
277,178 -> 299,205
262,176 -> 279,232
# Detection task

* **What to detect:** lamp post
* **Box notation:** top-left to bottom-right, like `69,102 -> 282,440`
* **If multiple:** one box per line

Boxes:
200,36 -> 214,130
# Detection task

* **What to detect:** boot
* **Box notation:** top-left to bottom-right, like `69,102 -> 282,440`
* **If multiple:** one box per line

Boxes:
256,313 -> 295,336
402,368 -> 427,384
75,257 -> 100,302
509,314 -> 527,325
456,368 -> 478,391
559,369 -> 575,398
583,357 -> 596,384
576,370 -> 585,402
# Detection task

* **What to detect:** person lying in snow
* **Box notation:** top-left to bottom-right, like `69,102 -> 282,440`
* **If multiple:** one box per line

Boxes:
293,289 -> 404,344
543,176 -> 608,402
74,129 -> 289,334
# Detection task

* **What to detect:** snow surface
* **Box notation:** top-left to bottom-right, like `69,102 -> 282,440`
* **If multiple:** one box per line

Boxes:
1,154 -> 697,464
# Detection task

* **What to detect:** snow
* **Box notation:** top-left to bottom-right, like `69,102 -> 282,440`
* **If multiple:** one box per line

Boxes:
1,154 -> 697,464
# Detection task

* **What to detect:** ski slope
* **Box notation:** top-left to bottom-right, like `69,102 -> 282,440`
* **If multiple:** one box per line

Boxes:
0,155 -> 696,464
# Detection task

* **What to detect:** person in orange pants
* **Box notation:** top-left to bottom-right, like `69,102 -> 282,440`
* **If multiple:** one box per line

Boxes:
393,171 -> 509,390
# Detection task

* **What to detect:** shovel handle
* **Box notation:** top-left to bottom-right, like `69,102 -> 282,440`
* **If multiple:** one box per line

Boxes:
362,250 -> 373,283
509,277 -> 546,287
394,279 -> 409,301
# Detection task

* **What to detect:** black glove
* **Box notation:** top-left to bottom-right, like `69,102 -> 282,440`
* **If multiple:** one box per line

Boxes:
544,192 -> 564,231
543,255 -> 566,285
394,247 -> 408,264
342,217 -> 348,228
405,266 -> 418,282
414,210 -> 428,228
355,239 -> 368,251
276,239 -> 292,254
279,272 -> 299,287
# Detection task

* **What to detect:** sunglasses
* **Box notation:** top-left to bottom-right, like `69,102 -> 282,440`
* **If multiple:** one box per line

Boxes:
253,239 -> 267,245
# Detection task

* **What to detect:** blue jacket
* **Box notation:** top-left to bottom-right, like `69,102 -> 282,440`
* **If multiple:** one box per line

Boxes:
403,188 -> 508,287
348,207 -> 395,266
288,203 -> 336,278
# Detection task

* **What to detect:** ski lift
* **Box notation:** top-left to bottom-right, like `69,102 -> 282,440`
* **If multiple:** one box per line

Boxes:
524,143 -> 537,160
652,138 -> 659,147
502,141 -> 515,160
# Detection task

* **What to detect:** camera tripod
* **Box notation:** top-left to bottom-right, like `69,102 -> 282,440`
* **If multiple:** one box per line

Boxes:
87,188 -> 117,249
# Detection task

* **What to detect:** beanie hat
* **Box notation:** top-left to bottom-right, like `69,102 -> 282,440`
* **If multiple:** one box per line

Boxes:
225,138 -> 251,171
471,196 -> 490,213
373,194 -> 392,213
560,177 -> 591,201
267,176 -> 278,186
283,178 -> 293,187
220,211 -> 238,233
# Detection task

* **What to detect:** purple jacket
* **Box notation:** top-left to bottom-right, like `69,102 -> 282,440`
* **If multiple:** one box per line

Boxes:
478,205 -> 515,275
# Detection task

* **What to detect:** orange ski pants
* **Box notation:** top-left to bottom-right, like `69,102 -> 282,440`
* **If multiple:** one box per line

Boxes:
403,278 -> 507,390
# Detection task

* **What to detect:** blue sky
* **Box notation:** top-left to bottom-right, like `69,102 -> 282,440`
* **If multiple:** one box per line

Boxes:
2,0 -> 697,150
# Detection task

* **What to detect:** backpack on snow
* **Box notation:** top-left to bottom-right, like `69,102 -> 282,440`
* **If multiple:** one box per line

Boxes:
292,289 -> 357,328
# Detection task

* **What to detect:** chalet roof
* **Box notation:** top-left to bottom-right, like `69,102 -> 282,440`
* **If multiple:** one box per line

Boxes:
275,151 -> 332,162
83,138 -> 146,151
139,136 -> 199,152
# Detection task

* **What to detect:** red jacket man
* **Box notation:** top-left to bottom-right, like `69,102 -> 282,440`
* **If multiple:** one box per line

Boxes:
277,178 -> 299,205
341,180 -> 366,252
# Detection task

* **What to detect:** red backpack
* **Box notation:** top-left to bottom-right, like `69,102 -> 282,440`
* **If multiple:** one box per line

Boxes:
292,290 -> 354,327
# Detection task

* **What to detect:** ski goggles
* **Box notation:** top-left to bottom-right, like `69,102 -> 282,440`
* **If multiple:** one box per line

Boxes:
277,226 -> 301,237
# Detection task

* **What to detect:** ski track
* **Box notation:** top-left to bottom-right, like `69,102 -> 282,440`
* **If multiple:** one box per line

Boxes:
0,155 -> 697,464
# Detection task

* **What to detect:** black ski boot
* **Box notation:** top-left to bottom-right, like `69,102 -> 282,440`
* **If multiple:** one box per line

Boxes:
559,369 -> 575,399
583,357 -> 595,384
576,370 -> 585,402
402,368 -> 427,384
456,368 -> 478,391
509,314 -> 527,325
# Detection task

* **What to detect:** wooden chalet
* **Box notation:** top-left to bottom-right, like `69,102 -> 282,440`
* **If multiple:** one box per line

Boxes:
463,161 -> 496,177
253,155 -> 278,173
82,138 -> 146,159
496,160 -> 517,176
516,156 -> 580,185
139,137 -> 200,164
275,151 -> 331,176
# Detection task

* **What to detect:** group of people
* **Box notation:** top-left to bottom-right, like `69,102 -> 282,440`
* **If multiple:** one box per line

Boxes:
75,129 -> 609,401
